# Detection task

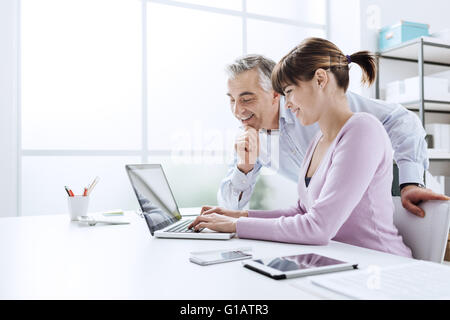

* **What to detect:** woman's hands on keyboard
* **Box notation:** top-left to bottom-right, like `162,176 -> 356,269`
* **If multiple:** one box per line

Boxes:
188,206 -> 247,233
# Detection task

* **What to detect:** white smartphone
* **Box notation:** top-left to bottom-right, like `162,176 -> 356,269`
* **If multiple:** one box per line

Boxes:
189,248 -> 253,266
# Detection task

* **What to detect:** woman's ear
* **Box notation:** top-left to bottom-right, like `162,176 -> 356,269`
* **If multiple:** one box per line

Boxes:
315,68 -> 328,89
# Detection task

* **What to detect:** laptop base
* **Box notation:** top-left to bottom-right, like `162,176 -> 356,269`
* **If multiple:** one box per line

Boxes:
154,230 -> 235,240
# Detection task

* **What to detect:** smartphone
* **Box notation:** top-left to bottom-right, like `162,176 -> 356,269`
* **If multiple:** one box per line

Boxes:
189,248 -> 252,266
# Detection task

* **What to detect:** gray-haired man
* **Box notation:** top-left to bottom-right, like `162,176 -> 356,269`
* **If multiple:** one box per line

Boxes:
217,54 -> 448,217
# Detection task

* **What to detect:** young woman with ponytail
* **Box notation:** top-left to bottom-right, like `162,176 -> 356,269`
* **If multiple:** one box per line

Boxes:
256,38 -> 412,256
190,38 -> 447,257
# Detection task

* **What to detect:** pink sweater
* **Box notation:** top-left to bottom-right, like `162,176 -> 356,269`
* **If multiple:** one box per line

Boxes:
236,113 -> 412,258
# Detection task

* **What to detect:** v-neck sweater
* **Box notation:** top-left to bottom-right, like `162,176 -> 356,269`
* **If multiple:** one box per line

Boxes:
236,113 -> 412,258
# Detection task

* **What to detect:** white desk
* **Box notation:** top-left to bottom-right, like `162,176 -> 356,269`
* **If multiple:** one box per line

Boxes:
0,210 -> 417,300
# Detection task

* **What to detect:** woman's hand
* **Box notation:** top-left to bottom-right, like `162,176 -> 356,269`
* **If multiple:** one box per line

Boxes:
188,213 -> 238,233
199,206 -> 248,218
187,206 -> 248,233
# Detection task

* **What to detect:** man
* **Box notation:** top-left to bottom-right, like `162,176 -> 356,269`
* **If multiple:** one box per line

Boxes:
218,54 -> 448,217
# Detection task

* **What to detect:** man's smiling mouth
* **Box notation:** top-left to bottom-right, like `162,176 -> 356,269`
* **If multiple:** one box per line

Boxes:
240,113 -> 254,122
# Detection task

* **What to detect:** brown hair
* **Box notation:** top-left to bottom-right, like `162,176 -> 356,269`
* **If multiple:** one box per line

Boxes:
271,37 -> 376,94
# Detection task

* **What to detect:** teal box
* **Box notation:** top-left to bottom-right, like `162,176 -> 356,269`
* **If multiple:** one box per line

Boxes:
379,21 -> 429,51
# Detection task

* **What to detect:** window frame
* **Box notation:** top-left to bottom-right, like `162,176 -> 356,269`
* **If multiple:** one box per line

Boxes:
16,0 -> 329,216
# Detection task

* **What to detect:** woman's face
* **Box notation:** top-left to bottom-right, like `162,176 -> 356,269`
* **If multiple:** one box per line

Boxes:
283,77 -> 323,126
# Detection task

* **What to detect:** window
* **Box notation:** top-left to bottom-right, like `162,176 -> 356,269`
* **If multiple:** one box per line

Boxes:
20,0 -> 328,215
21,0 -> 142,150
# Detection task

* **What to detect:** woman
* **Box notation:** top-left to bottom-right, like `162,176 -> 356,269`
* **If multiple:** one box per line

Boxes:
189,38 -> 412,257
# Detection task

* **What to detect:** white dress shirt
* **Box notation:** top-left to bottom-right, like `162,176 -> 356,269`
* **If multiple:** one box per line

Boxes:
218,91 -> 428,210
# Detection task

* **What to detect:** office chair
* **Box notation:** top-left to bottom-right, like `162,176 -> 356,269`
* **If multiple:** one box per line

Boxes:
392,196 -> 450,263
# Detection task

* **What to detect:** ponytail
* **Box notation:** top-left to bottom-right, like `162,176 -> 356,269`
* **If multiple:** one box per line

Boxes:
272,38 -> 377,94
348,51 -> 377,86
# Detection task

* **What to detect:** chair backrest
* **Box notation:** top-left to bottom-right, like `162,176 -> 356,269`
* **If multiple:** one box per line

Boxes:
392,196 -> 450,263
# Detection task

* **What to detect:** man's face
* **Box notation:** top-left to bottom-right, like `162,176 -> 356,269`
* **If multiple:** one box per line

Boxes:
227,69 -> 277,130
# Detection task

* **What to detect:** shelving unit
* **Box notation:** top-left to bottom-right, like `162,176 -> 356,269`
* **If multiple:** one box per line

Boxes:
428,149 -> 450,161
375,36 -> 450,165
401,100 -> 450,114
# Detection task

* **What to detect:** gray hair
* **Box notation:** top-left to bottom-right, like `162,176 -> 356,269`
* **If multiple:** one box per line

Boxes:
225,54 -> 276,92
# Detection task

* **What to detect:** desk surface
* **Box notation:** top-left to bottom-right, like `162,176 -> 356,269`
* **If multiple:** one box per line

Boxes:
0,211 -> 416,299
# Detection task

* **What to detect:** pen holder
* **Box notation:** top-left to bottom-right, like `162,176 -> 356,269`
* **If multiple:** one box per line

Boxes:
68,195 -> 90,221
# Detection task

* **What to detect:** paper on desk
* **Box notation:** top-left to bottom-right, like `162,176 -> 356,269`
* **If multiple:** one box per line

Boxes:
78,211 -> 130,225
305,261 -> 450,300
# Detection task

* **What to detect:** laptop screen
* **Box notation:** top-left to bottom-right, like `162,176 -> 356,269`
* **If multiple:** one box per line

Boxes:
126,164 -> 181,235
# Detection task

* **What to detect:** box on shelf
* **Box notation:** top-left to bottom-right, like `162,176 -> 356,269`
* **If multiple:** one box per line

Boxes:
425,173 -> 450,196
385,76 -> 450,103
425,123 -> 450,151
379,20 -> 429,51
432,70 -> 450,81
425,172 -> 443,194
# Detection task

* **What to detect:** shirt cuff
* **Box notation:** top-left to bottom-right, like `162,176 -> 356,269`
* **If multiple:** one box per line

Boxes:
230,166 -> 255,191
397,161 -> 425,185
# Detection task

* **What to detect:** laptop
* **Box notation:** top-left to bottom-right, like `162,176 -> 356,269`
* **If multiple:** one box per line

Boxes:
125,164 -> 234,240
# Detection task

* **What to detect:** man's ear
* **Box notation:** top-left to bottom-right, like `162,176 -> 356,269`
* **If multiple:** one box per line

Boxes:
315,68 -> 328,88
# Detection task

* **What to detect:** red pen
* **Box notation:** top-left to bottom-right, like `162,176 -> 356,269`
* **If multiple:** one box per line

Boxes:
83,188 -> 88,196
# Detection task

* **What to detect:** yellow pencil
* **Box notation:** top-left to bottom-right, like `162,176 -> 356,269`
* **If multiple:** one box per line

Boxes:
86,176 -> 100,196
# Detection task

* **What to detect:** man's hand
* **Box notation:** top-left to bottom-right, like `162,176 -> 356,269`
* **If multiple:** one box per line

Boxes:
235,126 -> 259,174
401,185 -> 450,217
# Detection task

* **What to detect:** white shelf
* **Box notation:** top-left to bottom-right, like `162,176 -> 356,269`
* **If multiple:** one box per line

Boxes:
404,101 -> 450,113
378,37 -> 450,164
378,37 -> 450,113
378,36 -> 450,65
428,148 -> 450,160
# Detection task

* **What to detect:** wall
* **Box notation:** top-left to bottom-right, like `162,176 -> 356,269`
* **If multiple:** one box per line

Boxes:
0,0 -> 18,217
360,0 -> 450,183
328,0 -> 363,94
329,0 -> 450,187
359,0 -> 450,98
360,0 -> 450,51
330,0 -> 450,98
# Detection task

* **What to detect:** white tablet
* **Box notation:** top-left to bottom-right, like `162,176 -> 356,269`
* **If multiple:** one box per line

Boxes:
243,253 -> 358,280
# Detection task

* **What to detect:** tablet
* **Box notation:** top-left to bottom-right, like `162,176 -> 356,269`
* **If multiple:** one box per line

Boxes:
243,253 -> 358,280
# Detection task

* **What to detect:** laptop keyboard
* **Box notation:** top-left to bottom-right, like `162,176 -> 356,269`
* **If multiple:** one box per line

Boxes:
165,219 -> 197,233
